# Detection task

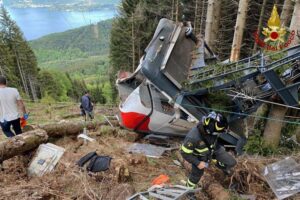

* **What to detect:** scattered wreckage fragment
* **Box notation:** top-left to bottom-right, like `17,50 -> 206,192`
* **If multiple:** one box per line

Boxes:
116,18 -> 300,153
263,157 -> 300,199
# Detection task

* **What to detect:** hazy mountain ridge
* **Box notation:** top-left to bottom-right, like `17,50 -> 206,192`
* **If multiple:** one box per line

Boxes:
30,19 -> 112,57
3,0 -> 120,11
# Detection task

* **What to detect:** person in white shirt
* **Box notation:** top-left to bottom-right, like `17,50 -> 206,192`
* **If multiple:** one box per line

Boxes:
0,76 -> 28,137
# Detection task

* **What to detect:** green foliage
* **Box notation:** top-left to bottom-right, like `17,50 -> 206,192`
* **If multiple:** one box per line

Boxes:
38,70 -> 67,101
279,121 -> 300,152
244,130 -> 278,156
33,48 -> 89,63
40,94 -> 56,104
206,92 -> 232,111
85,76 -> 107,104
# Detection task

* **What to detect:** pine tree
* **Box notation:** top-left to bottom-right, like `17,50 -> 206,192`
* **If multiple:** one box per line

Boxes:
0,6 -> 39,100
0,32 -> 17,86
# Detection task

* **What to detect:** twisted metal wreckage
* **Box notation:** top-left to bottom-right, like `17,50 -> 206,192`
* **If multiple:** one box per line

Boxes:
116,18 -> 300,153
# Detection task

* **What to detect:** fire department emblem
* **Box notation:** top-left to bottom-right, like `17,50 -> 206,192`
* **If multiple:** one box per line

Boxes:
254,5 -> 295,51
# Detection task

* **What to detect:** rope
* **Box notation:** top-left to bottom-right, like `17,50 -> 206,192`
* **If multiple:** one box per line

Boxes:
181,103 -> 300,126
228,91 -> 300,111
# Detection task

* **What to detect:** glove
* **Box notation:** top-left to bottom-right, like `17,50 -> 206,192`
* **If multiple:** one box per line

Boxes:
23,113 -> 29,120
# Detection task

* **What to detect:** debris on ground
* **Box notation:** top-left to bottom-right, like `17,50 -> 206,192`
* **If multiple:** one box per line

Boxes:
127,143 -> 170,158
28,143 -> 65,176
262,157 -> 300,200
127,184 -> 201,200
0,106 -> 299,200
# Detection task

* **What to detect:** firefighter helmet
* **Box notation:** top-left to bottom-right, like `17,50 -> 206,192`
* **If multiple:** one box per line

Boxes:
203,112 -> 228,135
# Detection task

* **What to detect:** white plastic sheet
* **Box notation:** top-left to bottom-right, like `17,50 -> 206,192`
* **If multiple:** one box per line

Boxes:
262,157 -> 300,200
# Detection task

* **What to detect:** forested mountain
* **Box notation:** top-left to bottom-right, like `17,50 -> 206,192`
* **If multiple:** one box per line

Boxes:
30,19 -> 112,62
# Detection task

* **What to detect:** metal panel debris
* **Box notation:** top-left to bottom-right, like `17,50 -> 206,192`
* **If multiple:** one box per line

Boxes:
127,143 -> 169,158
28,143 -> 65,176
262,157 -> 300,200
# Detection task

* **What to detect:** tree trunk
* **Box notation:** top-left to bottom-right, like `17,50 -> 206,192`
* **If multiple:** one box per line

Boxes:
246,103 -> 269,137
28,76 -> 38,102
131,15 -> 135,73
171,0 -> 174,21
290,0 -> 300,46
296,126 -> 300,143
252,0 -> 267,53
14,47 -> 29,97
0,129 -> 48,162
230,0 -> 249,62
210,0 -> 221,52
194,0 -> 198,32
263,105 -> 288,148
199,0 -> 207,35
38,121 -> 107,137
175,0 -> 179,23
204,0 -> 215,47
280,0 -> 293,27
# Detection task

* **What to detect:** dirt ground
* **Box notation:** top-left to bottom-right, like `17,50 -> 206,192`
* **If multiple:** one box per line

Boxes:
0,104 -> 300,200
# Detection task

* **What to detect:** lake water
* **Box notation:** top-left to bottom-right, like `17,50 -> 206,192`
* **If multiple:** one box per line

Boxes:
6,7 -> 117,40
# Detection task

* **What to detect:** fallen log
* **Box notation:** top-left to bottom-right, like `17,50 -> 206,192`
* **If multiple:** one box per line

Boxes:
39,121 -> 105,137
0,129 -> 48,162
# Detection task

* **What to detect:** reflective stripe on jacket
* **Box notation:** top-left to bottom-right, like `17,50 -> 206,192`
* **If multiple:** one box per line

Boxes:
180,125 -> 220,166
